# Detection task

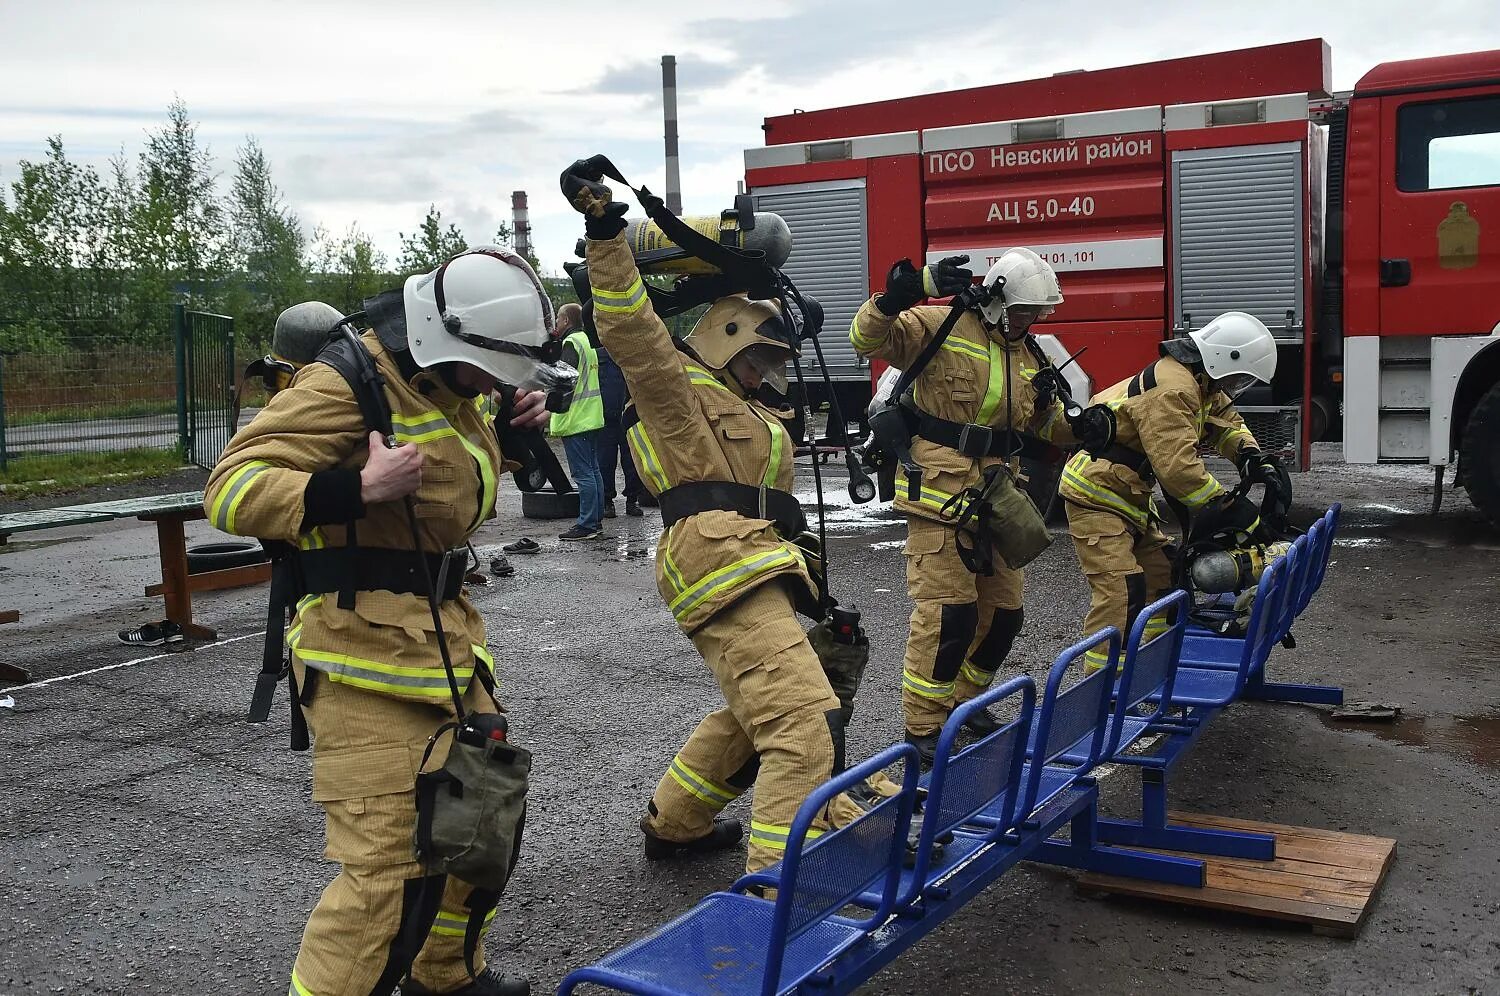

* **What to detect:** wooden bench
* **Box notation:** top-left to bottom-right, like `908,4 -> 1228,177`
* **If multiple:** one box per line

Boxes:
0,491 -> 270,653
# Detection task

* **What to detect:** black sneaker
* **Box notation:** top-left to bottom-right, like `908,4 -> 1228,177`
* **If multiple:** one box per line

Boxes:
904,729 -> 940,770
402,968 -> 530,996
636,492 -> 659,508
559,525 -> 602,542
961,706 -> 1002,738
490,555 -> 515,578
603,501 -> 617,519
118,620 -> 184,647
625,498 -> 644,517
640,816 -> 744,860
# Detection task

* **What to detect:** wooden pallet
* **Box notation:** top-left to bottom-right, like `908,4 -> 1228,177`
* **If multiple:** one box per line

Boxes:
1077,811 -> 1396,937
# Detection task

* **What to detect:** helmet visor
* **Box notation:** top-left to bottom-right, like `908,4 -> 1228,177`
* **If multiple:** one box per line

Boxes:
741,343 -> 791,395
1213,372 -> 1259,400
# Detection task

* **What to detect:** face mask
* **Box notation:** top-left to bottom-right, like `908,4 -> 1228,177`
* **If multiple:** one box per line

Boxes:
741,345 -> 791,395
1213,373 -> 1258,399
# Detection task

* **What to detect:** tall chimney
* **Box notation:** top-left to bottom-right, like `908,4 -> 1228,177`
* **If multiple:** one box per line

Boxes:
662,55 -> 682,214
511,190 -> 531,258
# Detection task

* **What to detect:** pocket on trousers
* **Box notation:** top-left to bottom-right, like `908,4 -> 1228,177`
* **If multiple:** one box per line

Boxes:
314,744 -> 420,866
721,616 -> 825,726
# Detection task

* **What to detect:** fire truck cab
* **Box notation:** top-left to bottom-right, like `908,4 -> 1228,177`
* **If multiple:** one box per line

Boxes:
743,39 -> 1500,522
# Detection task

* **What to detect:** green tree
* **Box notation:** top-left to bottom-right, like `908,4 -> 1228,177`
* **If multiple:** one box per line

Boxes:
309,223 -> 392,314
397,204 -> 467,274
226,137 -> 308,349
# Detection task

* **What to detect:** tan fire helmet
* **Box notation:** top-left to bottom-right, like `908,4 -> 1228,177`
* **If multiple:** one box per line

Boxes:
683,294 -> 799,394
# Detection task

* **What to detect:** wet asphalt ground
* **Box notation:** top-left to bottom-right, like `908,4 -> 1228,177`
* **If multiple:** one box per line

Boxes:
2,447 -> 1498,995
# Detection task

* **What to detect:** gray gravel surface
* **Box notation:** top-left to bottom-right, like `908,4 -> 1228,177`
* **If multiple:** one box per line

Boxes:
1,446 -> 1497,995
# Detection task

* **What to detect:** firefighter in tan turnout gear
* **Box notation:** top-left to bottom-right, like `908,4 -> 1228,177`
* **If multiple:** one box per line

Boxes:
207,249 -> 559,996
1062,311 -> 1285,671
561,157 -> 861,875
852,248 -> 1105,767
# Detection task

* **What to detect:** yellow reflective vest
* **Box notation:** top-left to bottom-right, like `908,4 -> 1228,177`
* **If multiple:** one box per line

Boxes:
549,330 -> 605,436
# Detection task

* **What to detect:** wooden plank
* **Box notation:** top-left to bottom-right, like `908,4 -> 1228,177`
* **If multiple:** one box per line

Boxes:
0,661 -> 31,682
0,610 -> 19,625
68,492 -> 206,517
151,515 -> 216,641
0,508 -> 114,535
1078,815 -> 1395,937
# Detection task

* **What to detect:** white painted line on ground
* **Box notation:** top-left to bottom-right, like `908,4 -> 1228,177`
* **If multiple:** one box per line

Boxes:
3,632 -> 258,695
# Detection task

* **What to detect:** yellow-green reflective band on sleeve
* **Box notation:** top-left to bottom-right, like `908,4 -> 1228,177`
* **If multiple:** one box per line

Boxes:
850,315 -> 885,352
391,411 -> 457,445
1178,476 -> 1224,509
749,820 -> 823,853
593,276 -> 648,314
683,363 -> 734,394
668,546 -> 800,622
289,968 -> 315,996
667,756 -> 740,809
1060,462 -> 1150,529
627,423 -> 671,492
903,668 -> 956,701
430,906 -> 498,938
959,661 -> 998,688
210,460 -> 272,533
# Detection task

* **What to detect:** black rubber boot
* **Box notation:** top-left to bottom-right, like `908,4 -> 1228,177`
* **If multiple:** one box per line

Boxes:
904,729 -> 940,770
640,816 -> 744,860
401,968 -> 530,996
961,706 -> 1002,738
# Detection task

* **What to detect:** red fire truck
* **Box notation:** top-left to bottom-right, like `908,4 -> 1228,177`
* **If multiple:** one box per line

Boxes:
743,39 -> 1500,521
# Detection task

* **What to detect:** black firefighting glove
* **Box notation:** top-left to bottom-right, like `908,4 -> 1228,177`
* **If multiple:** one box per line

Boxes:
1067,403 -> 1116,456
1030,365 -> 1066,411
876,254 -> 972,315
1189,490 -> 1261,546
560,156 -> 629,240
1236,447 -> 1282,486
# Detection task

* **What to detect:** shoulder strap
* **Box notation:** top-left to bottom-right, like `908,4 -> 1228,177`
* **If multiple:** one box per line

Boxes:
893,298 -> 971,402
314,329 -> 395,439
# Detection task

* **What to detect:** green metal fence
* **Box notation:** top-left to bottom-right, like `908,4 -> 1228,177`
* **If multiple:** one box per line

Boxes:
176,305 -> 237,470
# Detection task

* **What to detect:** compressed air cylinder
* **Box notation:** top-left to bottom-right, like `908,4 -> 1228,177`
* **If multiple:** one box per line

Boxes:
1188,541 -> 1292,594
624,212 -> 792,275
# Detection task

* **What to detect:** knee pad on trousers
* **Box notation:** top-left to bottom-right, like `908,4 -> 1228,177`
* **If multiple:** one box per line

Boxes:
972,606 -> 1024,675
824,708 -> 847,775
1124,572 -> 1147,633
935,602 -> 980,683
727,753 -> 761,791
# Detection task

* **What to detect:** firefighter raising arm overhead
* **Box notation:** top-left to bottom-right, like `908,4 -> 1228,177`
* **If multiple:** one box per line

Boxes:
562,157 -> 863,875
1061,311 -> 1284,671
849,248 -> 1107,767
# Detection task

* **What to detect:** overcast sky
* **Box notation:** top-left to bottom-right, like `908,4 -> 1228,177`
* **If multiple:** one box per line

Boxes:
3,0 -> 1497,277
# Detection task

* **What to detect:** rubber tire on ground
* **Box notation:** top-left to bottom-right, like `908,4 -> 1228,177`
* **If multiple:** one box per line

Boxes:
1459,380 -> 1500,526
521,489 -> 580,520
187,540 -> 269,574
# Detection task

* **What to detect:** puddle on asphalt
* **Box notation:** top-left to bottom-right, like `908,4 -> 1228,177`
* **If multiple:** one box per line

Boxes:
1379,519 -> 1500,551
1320,710 -> 1500,770
1334,536 -> 1387,548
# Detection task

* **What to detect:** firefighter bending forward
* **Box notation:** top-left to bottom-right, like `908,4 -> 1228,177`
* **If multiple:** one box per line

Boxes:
852,248 -> 1088,766
207,249 -> 552,996
1061,311 -> 1285,671
561,159 -> 862,874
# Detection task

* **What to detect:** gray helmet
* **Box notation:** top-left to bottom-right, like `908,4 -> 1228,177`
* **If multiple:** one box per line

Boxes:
272,302 -> 344,366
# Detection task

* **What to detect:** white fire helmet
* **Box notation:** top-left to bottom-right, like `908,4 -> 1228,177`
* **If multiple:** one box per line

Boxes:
404,246 -> 556,386
979,247 -> 1063,325
1190,311 -> 1277,399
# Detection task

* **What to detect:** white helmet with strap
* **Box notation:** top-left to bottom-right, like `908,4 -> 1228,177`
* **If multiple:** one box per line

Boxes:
978,247 -> 1063,324
404,245 -> 556,385
1189,311 -> 1277,398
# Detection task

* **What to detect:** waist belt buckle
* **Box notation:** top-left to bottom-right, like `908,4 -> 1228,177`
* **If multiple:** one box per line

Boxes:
435,548 -> 465,600
957,423 -> 993,459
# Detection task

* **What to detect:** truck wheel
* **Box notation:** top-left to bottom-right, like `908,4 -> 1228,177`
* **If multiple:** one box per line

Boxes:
1460,380 -> 1500,526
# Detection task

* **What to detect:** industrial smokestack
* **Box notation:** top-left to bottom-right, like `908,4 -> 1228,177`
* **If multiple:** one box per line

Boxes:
511,190 -> 531,259
662,55 -> 682,214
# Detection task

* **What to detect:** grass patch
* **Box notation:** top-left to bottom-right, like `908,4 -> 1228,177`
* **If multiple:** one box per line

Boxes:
0,448 -> 187,500
7,398 -> 179,425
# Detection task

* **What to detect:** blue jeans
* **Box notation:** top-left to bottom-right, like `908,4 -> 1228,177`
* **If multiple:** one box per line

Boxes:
562,431 -> 604,530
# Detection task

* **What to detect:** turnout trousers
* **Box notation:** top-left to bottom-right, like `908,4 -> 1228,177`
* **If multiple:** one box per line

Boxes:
900,515 -> 1027,737
289,670 -> 503,996
1064,501 -> 1174,671
643,581 -> 863,874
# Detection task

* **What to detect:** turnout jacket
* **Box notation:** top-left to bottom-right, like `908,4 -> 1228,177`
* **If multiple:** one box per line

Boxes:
850,298 -> 1076,524
204,331 -> 505,705
585,232 -> 816,635
1060,354 -> 1258,530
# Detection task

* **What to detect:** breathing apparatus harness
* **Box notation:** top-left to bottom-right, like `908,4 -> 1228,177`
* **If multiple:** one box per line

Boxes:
244,320 -> 528,988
